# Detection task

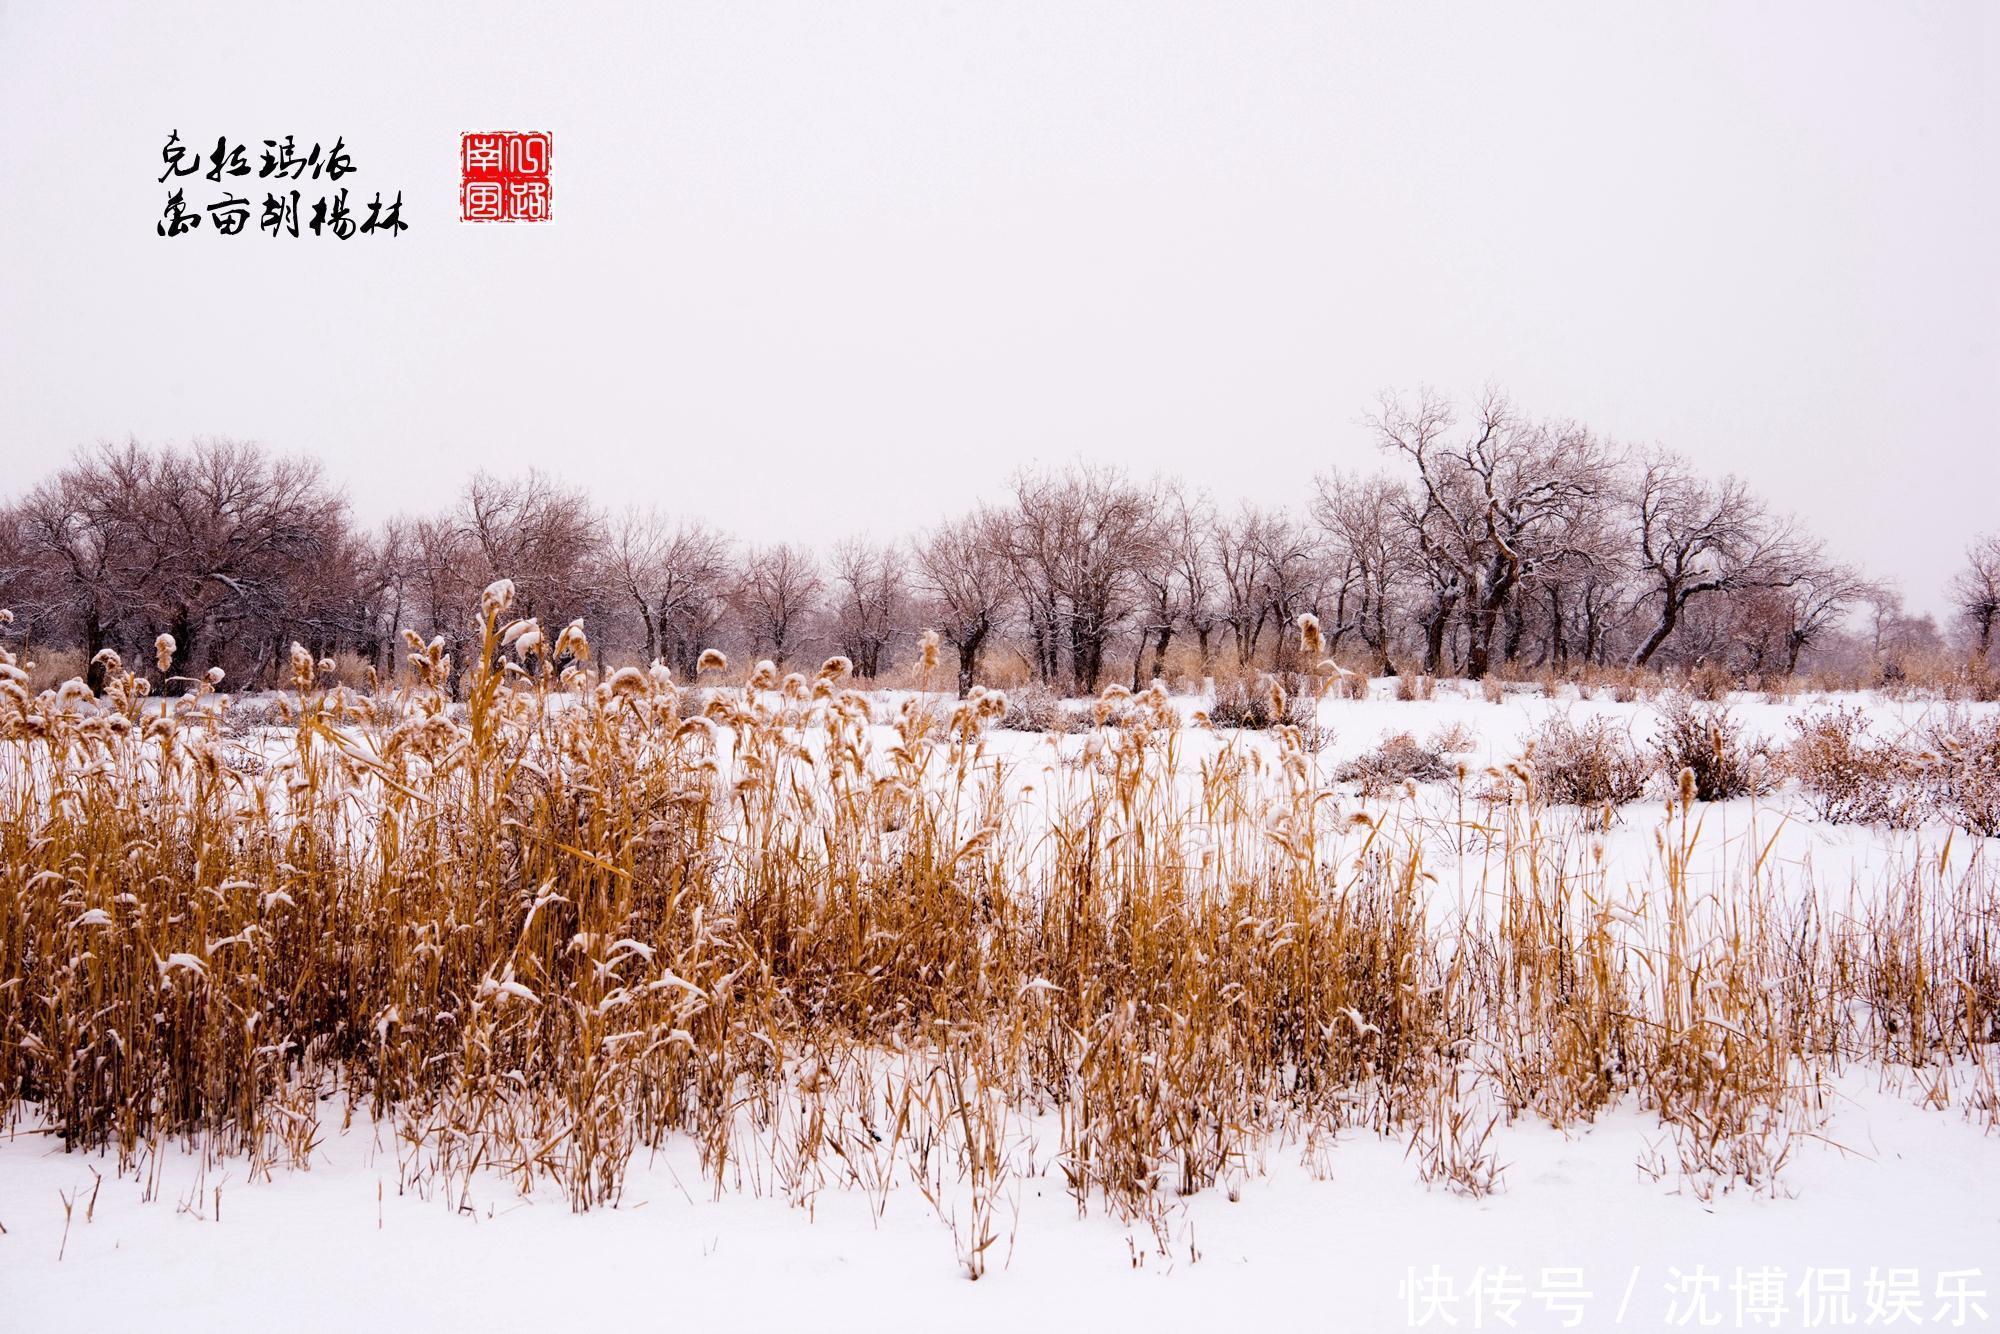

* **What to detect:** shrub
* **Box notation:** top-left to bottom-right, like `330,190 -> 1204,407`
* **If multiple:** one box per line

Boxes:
1918,710 -> 2000,837
1393,671 -> 1435,702
1786,706 -> 1922,827
1426,719 -> 1479,755
998,681 -> 1085,733
1337,731 -> 1450,797
1652,695 -> 1772,802
1333,670 -> 1372,701
1208,675 -> 1314,731
221,691 -> 297,734
1760,675 -> 1806,705
1521,715 -> 1652,807
1687,662 -> 1735,703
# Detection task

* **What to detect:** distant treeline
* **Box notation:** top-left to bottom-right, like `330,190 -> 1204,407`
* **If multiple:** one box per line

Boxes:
2,389 -> 1995,694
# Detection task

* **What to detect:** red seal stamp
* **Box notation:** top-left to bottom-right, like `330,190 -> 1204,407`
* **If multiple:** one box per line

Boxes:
461,131 -> 552,223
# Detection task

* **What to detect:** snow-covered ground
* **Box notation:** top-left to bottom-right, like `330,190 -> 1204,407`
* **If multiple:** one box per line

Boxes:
4,1068 -> 1994,1332
4,681 -> 1996,1332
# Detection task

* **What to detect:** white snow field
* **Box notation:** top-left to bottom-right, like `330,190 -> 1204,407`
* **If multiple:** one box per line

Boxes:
2,1069 -> 1995,1333
3,681 -> 1996,1333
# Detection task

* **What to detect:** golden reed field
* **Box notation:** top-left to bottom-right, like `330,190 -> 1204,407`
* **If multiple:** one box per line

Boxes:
2,584 -> 1995,1277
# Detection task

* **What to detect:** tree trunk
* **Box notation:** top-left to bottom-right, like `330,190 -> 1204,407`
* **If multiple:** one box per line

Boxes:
1369,592 -> 1394,676
83,604 -> 108,694
1465,627 -> 1491,679
637,602 -> 658,665
1632,598 -> 1681,669
1233,619 -> 1257,668
1077,630 -> 1105,695
1465,576 -> 1516,680
1422,600 -> 1452,677
166,605 -> 199,695
955,634 -> 983,697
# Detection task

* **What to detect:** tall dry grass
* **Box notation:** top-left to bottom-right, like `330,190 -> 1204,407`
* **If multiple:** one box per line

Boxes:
0,588 -> 1995,1273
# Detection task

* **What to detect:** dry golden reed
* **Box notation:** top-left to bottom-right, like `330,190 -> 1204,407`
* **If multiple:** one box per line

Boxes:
0,590 -> 1994,1273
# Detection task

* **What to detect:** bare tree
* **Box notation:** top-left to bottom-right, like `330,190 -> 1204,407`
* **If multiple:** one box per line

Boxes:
16,440 -> 349,689
734,542 -> 823,666
1170,491 -> 1223,671
1314,472 -> 1417,674
604,508 -> 735,674
1004,466 -> 1159,692
350,518 -> 415,674
1006,476 -> 1069,684
404,511 -> 478,655
1528,500 -> 1632,670
1247,508 -> 1321,673
1212,504 -> 1277,668
912,508 -> 1012,695
1950,533 -> 2000,662
457,470 -> 605,631
828,537 -> 907,679
1864,588 -> 1946,681
0,400 -> 1938,694
1626,450 -> 1808,668
12,451 -> 131,690
0,506 -> 29,627
162,441 -> 347,682
1129,481 -> 1210,688
273,514 -> 379,671
1770,557 -> 1871,675
1375,389 -> 1615,679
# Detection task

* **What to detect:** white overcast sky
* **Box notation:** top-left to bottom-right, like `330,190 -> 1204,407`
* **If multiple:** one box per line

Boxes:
0,1 -> 1993,611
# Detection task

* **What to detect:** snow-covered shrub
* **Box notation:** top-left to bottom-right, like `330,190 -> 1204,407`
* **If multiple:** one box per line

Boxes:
998,681 -> 1084,733
1521,714 -> 1651,807
1337,731 -> 1449,797
1652,695 -> 1773,802
1786,706 -> 1922,827
1426,719 -> 1478,756
1207,675 -> 1314,732
1331,669 -> 1371,700
1393,671 -> 1435,702
1917,710 -> 2000,837
221,691 -> 294,734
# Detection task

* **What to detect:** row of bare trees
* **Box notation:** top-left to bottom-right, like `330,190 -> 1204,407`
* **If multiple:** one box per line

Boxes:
1,392 -> 1993,694
0,440 -> 363,692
